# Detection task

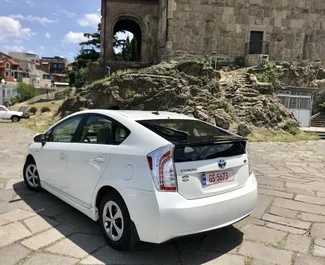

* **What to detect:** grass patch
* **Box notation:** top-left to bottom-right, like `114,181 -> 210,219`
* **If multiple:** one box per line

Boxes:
14,100 -> 64,133
249,129 -> 320,142
275,239 -> 286,249
255,62 -> 281,88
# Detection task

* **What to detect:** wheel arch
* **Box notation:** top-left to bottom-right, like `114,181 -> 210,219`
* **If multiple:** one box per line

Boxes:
10,115 -> 21,121
95,185 -> 125,212
25,154 -> 36,164
94,184 -> 141,246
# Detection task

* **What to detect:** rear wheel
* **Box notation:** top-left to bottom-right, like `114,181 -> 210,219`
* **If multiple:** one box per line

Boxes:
99,192 -> 131,250
11,116 -> 20,122
23,159 -> 42,191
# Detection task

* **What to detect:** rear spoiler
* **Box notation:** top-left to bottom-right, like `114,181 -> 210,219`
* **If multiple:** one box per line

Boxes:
172,136 -> 247,147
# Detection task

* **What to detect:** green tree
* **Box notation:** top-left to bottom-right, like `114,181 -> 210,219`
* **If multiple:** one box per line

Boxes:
67,23 -> 135,88
68,23 -> 102,88
13,81 -> 38,102
115,36 -> 138,61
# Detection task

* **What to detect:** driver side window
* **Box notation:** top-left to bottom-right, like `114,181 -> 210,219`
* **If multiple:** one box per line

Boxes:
48,115 -> 83,143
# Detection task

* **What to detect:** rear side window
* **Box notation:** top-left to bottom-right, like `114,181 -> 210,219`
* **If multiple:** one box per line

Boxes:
79,114 -> 130,145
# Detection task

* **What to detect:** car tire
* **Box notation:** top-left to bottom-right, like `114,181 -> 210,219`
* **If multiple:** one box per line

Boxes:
99,192 -> 131,250
23,158 -> 43,192
11,116 -> 20,122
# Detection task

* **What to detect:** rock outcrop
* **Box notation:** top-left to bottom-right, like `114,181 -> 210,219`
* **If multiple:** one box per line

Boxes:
59,60 -> 295,134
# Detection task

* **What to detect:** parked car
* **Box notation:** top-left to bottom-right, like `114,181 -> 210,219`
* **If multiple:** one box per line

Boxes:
0,105 -> 26,122
23,110 -> 258,250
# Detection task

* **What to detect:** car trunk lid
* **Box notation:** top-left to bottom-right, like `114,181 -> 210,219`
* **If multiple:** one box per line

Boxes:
173,138 -> 249,199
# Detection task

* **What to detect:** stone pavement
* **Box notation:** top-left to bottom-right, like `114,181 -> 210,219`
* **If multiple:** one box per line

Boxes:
1,121 -> 325,265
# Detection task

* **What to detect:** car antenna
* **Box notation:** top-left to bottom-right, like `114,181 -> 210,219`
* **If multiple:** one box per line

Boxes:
152,101 -> 164,115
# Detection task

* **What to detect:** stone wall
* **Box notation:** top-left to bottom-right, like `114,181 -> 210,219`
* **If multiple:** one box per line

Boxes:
101,0 -> 325,65
162,0 -> 325,63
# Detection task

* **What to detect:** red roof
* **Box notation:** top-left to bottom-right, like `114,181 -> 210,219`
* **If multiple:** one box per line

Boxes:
6,59 -> 21,65
0,58 -> 22,69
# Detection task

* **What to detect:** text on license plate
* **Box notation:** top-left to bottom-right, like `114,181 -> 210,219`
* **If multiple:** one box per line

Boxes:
202,171 -> 234,186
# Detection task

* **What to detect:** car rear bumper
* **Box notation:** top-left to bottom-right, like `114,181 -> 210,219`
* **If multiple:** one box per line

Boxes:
124,173 -> 258,244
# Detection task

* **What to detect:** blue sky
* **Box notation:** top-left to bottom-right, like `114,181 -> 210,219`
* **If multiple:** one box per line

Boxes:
0,0 -> 102,62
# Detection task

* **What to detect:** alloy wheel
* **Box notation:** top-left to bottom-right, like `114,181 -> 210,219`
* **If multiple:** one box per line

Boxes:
102,201 -> 124,241
25,164 -> 39,188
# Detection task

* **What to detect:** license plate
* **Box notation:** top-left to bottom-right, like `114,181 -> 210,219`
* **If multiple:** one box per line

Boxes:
202,171 -> 234,186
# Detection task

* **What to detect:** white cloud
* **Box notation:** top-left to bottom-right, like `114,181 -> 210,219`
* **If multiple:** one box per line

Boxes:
40,46 -> 45,50
116,31 -> 133,41
0,16 -> 33,42
114,31 -> 134,53
25,0 -> 34,6
45,32 -> 52,39
60,9 -> 76,18
3,45 -> 25,52
63,32 -> 89,43
9,14 -> 58,26
78,13 -> 101,28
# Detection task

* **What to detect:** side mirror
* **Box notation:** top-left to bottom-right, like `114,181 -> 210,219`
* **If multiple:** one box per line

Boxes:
34,134 -> 46,146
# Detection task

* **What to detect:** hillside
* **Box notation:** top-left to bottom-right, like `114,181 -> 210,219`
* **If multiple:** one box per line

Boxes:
58,60 -> 295,136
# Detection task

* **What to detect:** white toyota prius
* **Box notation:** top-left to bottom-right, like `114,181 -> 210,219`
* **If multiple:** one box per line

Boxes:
23,109 -> 258,250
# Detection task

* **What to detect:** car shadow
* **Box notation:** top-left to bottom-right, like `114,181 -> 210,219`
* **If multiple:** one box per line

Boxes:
13,182 -> 243,265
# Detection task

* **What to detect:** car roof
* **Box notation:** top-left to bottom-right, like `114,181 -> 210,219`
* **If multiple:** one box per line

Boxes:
77,109 -> 197,121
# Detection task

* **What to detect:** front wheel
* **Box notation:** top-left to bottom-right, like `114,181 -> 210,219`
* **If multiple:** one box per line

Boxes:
99,192 -> 131,250
11,116 -> 20,122
23,159 -> 42,192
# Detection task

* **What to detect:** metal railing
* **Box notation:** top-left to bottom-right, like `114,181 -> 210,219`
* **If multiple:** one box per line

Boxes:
245,41 -> 270,55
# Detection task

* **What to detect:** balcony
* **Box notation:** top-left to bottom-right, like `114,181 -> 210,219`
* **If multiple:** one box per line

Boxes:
245,41 -> 270,55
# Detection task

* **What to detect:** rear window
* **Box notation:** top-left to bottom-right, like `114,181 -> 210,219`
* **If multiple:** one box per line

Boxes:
137,119 -> 231,141
137,119 -> 246,162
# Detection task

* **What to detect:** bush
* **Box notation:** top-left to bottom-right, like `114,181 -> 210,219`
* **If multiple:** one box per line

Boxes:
41,106 -> 51,113
320,102 -> 325,111
29,106 -> 37,115
233,56 -> 246,68
282,120 -> 300,135
10,98 -> 19,105
256,64 -> 281,88
13,82 -> 38,102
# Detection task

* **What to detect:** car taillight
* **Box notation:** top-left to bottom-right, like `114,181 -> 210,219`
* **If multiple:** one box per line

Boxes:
147,145 -> 177,192
245,142 -> 252,177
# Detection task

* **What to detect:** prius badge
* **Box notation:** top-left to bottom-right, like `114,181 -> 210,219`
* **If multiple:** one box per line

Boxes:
218,159 -> 226,169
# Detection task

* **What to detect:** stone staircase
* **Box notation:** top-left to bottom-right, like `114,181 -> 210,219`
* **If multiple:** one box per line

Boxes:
224,72 -> 261,121
310,113 -> 325,139
311,112 -> 325,127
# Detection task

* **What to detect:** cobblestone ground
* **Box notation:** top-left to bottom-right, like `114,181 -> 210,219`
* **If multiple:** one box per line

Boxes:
1,121 -> 325,265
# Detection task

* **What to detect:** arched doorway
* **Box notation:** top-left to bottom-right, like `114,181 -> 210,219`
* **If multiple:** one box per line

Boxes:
113,18 -> 142,62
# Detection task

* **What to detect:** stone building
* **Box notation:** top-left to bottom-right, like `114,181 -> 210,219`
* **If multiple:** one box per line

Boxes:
100,0 -> 325,65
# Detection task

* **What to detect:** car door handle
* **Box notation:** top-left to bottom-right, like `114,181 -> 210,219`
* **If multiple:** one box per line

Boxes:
60,152 -> 66,159
94,157 -> 105,163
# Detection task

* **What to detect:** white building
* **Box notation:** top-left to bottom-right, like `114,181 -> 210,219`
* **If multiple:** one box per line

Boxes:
0,81 -> 17,105
22,67 -> 53,90
277,87 -> 316,127
8,52 -> 40,72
